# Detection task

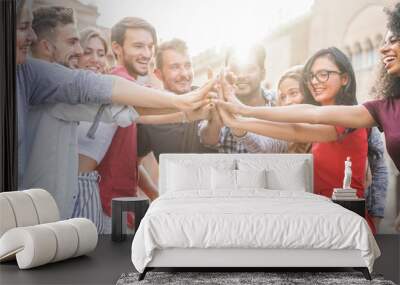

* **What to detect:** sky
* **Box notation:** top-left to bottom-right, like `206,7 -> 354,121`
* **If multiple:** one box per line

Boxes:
80,0 -> 314,55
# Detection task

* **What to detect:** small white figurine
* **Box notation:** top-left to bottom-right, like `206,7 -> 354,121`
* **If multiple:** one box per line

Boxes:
342,157 -> 352,189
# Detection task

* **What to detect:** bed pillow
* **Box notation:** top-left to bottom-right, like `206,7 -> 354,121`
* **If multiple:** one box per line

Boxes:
236,169 -> 268,189
237,159 -> 308,191
166,162 -> 211,192
211,168 -> 237,191
266,166 -> 307,191
211,169 -> 268,191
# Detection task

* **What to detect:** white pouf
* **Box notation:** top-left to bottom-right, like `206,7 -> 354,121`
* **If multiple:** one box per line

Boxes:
0,189 -> 98,269
0,196 -> 17,237
1,191 -> 39,227
0,226 -> 57,269
24,188 -> 60,223
42,221 -> 79,262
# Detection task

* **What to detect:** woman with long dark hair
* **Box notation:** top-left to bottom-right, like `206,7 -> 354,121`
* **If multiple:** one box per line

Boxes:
277,64 -> 388,231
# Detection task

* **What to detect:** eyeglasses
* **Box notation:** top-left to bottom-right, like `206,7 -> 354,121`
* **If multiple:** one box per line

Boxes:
304,70 -> 343,84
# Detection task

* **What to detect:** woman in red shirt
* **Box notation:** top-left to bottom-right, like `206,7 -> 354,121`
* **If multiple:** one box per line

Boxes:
217,47 -> 374,232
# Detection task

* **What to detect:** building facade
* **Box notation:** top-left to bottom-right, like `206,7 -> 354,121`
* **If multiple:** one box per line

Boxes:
309,0 -> 395,102
33,0 -> 100,31
193,0 -> 396,103
32,0 -> 113,64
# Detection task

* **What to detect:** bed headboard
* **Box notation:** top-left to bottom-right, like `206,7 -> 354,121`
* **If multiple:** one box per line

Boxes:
159,154 -> 313,195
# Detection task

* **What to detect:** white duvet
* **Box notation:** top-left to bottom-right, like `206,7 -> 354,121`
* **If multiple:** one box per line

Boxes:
131,190 -> 380,273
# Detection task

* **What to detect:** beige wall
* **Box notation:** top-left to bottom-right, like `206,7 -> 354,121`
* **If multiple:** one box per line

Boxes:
262,14 -> 310,89
308,0 -> 394,55
193,0 -> 396,93
264,34 -> 292,89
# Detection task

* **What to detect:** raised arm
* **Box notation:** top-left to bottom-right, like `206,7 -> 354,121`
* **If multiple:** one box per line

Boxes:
216,71 -> 376,129
235,132 -> 288,153
47,103 -> 138,125
217,107 -> 338,143
111,76 -> 215,111
112,59 -> 216,111
235,118 -> 337,143
218,100 -> 376,129
137,164 -> 159,201
137,103 -> 214,125
199,71 -> 225,146
198,109 -> 224,146
26,58 -> 214,112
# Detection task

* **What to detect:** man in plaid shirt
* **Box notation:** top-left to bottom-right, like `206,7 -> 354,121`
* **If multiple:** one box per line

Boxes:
199,45 -> 287,154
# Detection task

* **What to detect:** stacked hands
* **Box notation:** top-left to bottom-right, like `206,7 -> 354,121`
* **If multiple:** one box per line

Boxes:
174,69 -> 247,127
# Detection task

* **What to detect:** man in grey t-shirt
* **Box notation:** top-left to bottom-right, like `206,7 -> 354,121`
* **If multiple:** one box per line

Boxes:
137,39 -> 215,162
21,6 -> 135,220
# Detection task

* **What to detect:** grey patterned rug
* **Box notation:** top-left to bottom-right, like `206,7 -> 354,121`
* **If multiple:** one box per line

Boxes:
116,271 -> 396,285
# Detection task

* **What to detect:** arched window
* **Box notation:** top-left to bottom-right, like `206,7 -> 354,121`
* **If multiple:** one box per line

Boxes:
352,42 -> 363,71
373,34 -> 383,65
364,39 -> 374,69
344,46 -> 353,63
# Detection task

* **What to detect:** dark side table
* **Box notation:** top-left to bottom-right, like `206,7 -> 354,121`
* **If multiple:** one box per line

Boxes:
111,197 -> 149,242
332,198 -> 365,218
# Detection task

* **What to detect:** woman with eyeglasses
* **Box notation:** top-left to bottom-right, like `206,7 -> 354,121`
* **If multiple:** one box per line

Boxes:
276,64 -> 389,231
217,47 -> 378,232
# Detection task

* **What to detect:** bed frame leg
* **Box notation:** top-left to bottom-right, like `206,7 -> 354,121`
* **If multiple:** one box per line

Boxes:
354,267 -> 371,280
138,268 -> 148,281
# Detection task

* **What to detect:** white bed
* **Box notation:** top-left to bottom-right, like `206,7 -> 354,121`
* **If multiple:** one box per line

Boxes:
131,154 -> 380,280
